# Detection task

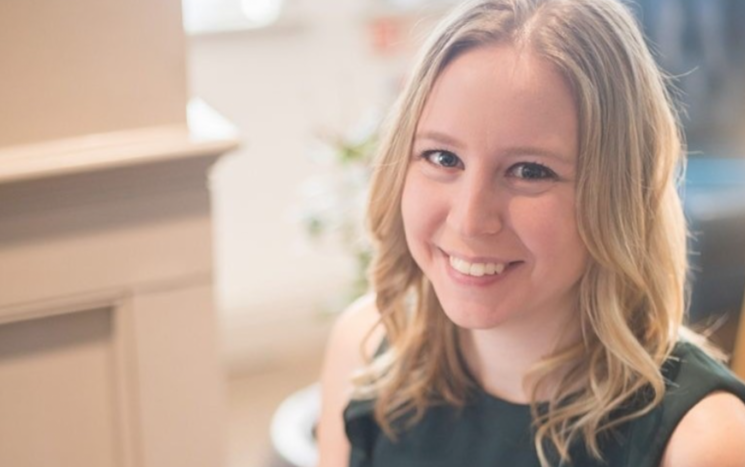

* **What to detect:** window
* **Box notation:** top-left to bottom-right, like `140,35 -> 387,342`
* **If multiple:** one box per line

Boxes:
182,0 -> 285,35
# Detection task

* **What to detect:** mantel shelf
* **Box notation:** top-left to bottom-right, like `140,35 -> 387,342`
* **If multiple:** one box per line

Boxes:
0,99 -> 239,185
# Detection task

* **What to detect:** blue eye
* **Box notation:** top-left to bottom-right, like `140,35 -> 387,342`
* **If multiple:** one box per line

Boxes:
423,150 -> 463,169
509,162 -> 557,180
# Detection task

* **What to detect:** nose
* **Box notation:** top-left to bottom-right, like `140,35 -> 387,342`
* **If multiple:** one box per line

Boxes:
447,174 -> 505,238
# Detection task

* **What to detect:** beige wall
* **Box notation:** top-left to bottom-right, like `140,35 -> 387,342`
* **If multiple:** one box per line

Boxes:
0,0 -> 187,147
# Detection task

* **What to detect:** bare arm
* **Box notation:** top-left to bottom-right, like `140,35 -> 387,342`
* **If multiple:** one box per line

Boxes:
660,391 -> 745,467
317,295 -> 383,467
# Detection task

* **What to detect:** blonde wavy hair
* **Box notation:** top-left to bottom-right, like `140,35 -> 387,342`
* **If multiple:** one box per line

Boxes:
357,0 -> 703,465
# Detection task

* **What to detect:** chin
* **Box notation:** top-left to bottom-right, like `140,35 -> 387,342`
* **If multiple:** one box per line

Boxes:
437,297 -> 517,330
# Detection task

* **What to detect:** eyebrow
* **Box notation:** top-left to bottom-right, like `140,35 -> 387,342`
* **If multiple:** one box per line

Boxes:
414,130 -> 466,149
414,130 -> 573,165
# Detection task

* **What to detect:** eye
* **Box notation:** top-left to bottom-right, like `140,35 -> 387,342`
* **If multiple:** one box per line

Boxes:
508,162 -> 557,181
422,150 -> 463,169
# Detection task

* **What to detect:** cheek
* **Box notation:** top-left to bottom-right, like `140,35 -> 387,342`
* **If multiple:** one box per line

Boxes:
400,173 -> 425,258
401,172 -> 441,237
510,195 -> 587,266
400,173 -> 418,239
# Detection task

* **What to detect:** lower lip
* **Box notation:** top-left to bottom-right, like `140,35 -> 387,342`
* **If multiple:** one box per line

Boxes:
441,252 -> 521,287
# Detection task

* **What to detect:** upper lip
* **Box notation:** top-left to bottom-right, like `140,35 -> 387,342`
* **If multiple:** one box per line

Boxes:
440,248 -> 516,264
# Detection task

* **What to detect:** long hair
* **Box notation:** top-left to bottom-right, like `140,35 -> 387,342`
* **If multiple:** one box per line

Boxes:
358,0 -> 693,464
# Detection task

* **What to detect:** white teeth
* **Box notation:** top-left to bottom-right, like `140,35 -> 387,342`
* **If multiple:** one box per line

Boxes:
470,263 -> 485,277
451,257 -> 471,274
448,256 -> 507,277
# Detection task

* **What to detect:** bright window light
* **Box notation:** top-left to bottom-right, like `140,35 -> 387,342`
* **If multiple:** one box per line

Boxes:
241,0 -> 284,27
182,0 -> 284,34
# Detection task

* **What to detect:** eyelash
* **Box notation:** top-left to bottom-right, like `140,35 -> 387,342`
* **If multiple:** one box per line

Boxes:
421,149 -> 463,169
418,149 -> 559,181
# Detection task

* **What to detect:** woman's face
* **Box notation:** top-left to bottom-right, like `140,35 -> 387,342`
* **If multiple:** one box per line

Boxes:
401,44 -> 588,330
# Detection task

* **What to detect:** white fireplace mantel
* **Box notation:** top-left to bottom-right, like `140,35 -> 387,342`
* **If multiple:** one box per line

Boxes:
0,99 -> 236,185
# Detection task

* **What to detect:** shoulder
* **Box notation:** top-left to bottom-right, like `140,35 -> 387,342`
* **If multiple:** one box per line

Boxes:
660,390 -> 745,467
326,293 -> 384,364
656,341 -> 745,467
317,294 -> 383,467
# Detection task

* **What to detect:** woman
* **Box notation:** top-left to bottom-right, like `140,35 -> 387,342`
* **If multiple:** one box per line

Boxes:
318,1 -> 745,466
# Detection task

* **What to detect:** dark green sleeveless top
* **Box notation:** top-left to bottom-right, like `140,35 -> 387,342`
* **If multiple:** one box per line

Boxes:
344,341 -> 745,467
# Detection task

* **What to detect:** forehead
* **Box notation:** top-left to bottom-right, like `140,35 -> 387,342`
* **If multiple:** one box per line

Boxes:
416,44 -> 578,163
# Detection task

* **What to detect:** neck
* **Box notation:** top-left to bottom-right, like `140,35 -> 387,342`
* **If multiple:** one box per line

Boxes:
459,309 -> 581,404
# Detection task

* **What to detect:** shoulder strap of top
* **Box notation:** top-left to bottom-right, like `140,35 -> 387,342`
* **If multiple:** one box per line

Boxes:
343,336 -> 388,467
624,341 -> 745,467
344,397 -> 377,467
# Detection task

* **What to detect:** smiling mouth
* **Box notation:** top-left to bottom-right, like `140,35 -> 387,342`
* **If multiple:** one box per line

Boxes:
448,255 -> 509,277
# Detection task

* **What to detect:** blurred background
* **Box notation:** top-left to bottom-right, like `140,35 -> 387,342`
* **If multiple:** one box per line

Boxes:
0,1 -> 743,467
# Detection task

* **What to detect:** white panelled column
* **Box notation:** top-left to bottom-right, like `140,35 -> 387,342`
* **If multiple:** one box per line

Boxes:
0,1 -> 238,466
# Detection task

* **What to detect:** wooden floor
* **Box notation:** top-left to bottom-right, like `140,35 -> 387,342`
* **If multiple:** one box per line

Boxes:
226,345 -> 325,467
